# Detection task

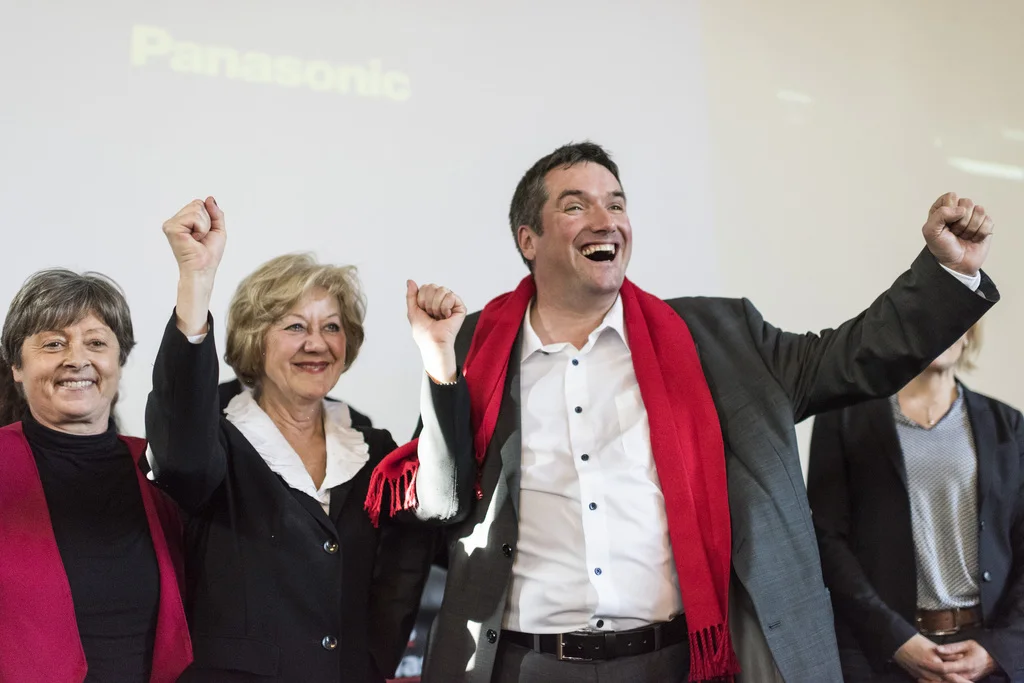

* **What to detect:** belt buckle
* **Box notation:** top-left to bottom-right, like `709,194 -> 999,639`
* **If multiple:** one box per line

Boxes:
916,608 -> 966,637
555,636 -> 591,662
916,617 -> 958,637
922,624 -> 959,637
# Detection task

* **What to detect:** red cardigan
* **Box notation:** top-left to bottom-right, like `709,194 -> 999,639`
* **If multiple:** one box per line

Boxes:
0,422 -> 192,682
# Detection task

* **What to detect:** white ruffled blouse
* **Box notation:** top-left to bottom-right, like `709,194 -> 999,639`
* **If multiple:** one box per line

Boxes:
224,389 -> 370,514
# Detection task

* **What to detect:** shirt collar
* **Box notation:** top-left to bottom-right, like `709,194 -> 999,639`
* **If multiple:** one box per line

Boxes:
520,294 -> 627,363
223,388 -> 369,503
890,382 -> 965,429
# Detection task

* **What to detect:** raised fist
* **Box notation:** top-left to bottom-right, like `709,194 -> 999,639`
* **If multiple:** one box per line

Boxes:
922,192 -> 993,277
407,280 -> 466,383
162,197 -> 226,276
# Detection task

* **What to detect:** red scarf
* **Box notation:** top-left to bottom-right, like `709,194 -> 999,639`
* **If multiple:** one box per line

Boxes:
0,422 -> 193,683
366,277 -> 739,681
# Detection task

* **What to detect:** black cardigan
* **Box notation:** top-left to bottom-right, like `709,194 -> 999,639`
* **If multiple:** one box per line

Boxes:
808,386 -> 1024,680
144,313 -> 449,682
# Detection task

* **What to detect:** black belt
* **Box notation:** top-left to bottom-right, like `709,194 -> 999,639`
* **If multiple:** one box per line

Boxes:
501,615 -> 689,662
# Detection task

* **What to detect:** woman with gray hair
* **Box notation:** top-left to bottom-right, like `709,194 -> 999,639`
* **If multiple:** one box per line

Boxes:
0,269 -> 192,682
145,197 -> 472,682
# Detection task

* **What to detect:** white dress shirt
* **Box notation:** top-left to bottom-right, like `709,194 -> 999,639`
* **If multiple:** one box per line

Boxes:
503,296 -> 683,633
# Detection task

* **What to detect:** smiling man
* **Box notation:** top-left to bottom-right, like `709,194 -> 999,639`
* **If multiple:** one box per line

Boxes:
371,141 -> 999,683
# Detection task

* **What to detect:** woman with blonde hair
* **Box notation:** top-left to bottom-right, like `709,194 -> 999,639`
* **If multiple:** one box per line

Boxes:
809,322 -> 1024,682
145,197 -> 472,682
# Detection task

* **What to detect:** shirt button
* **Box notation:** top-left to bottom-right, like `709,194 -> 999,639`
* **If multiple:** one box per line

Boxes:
321,635 -> 338,650
323,540 -> 338,554
574,406 -> 583,414
982,571 -> 992,582
572,359 -> 579,366
596,619 -> 605,628
502,543 -> 513,558
589,502 -> 597,510
581,454 -> 590,461
486,629 -> 498,644
594,568 -> 602,576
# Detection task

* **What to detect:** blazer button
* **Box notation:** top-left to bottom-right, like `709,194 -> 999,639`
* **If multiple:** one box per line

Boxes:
486,629 -> 498,644
979,520 -> 986,530
502,544 -> 513,557
323,540 -> 339,554
322,635 -> 338,650
982,571 -> 992,582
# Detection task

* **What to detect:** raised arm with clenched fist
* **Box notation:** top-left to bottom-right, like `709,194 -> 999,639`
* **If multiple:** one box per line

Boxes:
406,280 -> 466,384
161,196 -> 225,337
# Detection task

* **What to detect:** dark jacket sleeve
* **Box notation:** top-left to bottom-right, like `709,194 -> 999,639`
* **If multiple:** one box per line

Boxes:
807,409 -> 918,667
404,374 -> 475,523
746,249 -> 996,422
369,523 -> 438,676
144,311 -> 228,514
974,409 -> 1024,680
366,428 -> 442,676
364,318 -> 474,525
411,315 -> 482,524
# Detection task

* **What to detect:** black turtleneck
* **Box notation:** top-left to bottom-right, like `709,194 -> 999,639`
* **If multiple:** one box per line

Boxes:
23,411 -> 160,683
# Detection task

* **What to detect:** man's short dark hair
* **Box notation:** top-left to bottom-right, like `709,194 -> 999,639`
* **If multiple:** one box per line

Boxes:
508,141 -> 622,269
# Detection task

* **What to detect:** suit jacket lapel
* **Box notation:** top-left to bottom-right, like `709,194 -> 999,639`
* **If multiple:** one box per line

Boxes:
277,477 -> 338,537
0,425 -> 86,680
125,437 -> 193,681
963,387 -> 996,518
329,477 -> 356,525
864,398 -> 908,488
495,331 -> 524,518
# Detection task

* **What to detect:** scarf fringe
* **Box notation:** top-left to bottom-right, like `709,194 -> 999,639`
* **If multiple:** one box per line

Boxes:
365,453 -> 419,527
688,623 -> 740,682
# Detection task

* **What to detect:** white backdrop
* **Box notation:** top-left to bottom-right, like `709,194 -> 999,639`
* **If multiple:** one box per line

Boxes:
2,1 -> 1021,473
0,0 -> 716,442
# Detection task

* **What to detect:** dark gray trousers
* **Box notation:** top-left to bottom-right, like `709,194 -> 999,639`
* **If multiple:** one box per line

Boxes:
490,639 -> 689,683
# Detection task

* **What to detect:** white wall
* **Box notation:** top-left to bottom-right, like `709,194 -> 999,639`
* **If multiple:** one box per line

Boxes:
1,0 -> 716,441
2,1 -> 1021,472
701,0 -> 1024,471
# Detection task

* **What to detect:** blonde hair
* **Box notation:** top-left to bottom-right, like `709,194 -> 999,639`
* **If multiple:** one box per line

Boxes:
225,253 -> 366,388
957,321 -> 983,372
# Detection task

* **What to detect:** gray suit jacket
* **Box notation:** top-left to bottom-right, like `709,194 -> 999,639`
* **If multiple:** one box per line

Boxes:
420,249 -> 997,683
